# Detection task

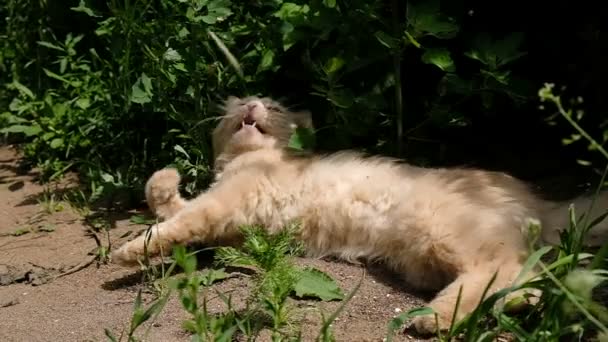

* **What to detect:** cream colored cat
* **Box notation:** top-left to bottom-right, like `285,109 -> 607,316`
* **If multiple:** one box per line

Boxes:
111,95 -> 608,335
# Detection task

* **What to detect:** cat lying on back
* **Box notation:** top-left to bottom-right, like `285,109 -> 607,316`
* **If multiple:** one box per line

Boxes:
112,95 -> 608,334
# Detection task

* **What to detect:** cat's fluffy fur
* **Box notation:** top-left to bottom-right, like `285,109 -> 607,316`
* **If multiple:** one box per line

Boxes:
112,95 -> 608,334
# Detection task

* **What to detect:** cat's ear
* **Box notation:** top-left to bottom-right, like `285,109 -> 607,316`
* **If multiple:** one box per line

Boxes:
224,96 -> 241,106
292,110 -> 314,130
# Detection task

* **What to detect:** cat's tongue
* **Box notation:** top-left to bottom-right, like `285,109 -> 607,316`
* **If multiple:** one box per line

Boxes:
243,113 -> 256,125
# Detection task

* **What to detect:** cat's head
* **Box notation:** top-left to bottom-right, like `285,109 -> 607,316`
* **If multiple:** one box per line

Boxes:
211,95 -> 313,166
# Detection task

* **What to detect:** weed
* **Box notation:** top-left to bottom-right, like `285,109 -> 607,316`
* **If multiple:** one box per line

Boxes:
38,187 -> 65,214
11,227 -> 30,236
386,86 -> 608,340
106,224 -> 351,341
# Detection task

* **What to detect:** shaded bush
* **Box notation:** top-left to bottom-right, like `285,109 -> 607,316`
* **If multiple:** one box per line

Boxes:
1,0 -> 607,204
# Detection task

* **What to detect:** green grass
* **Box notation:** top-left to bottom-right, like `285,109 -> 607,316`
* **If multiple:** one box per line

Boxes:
105,224 -> 353,342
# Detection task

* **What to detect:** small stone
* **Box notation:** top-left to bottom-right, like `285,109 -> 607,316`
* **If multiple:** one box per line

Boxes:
0,265 -> 13,285
0,298 -> 19,308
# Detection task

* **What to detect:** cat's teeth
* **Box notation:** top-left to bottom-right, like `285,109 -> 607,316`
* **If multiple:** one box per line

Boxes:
241,121 -> 245,128
252,122 -> 257,127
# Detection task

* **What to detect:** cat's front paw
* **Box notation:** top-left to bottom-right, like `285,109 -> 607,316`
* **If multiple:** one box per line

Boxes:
110,243 -> 141,267
145,168 -> 181,206
411,312 -> 449,336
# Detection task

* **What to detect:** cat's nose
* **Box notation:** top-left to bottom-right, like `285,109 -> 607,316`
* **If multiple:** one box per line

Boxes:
246,101 -> 262,112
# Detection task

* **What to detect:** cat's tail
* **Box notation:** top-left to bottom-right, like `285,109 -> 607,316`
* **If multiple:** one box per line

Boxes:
540,191 -> 608,247
145,168 -> 188,220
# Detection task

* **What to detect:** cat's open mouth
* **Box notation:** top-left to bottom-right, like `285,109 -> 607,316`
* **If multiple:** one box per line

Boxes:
238,115 -> 266,134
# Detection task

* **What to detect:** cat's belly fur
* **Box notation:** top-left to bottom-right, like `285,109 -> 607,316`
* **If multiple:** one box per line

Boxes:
241,155 -> 537,290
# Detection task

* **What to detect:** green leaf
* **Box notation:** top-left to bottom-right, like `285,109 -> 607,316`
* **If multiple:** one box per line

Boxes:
323,0 -> 336,7
95,18 -> 115,36
41,132 -> 55,141
274,3 -> 309,50
131,73 -> 153,104
130,290 -> 170,332
52,103 -> 67,117
257,50 -> 275,72
43,68 -> 81,87
200,268 -> 230,286
163,48 -> 182,62
36,41 -> 64,52
480,69 -> 511,85
50,138 -> 64,149
274,3 -> 310,20
75,97 -> 90,109
323,57 -> 345,75
280,22 -> 297,51
513,245 -> 552,285
386,307 -> 435,342
375,31 -> 399,50
173,63 -> 187,72
10,80 -> 35,99
59,58 -> 68,74
0,125 -> 42,137
172,245 -> 197,275
129,214 -> 156,225
202,0 -> 233,23
174,144 -> 190,159
328,88 -> 355,108
104,329 -> 118,342
70,0 -> 100,17
494,32 -> 527,67
178,27 -> 190,38
465,33 -> 527,70
182,319 -> 197,333
288,127 -> 316,150
421,48 -> 455,72
438,73 -> 473,96
293,267 -> 344,301
406,0 -> 459,39
202,15 -> 218,24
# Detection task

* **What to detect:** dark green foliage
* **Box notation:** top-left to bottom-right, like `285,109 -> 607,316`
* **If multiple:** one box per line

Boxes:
3,0 -> 607,204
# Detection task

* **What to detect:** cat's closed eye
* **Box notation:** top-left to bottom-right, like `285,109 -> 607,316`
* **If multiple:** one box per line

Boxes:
266,105 -> 282,112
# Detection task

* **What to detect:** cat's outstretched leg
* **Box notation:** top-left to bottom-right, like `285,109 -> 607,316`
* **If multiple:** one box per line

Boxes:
411,260 -> 532,334
112,191 -> 239,266
145,168 -> 188,220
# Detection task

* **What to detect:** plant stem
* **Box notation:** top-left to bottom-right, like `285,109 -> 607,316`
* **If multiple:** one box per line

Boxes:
553,95 -> 608,160
392,0 -> 404,157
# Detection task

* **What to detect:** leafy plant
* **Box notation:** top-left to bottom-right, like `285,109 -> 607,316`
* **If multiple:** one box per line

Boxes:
215,224 -> 344,340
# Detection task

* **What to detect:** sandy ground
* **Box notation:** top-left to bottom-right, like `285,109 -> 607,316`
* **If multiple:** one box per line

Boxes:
0,145 -> 434,342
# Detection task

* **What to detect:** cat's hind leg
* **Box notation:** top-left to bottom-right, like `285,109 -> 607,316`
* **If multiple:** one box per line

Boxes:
411,259 -> 531,335
145,168 -> 188,220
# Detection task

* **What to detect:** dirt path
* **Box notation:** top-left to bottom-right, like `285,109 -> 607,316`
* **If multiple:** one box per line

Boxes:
0,145 -> 431,342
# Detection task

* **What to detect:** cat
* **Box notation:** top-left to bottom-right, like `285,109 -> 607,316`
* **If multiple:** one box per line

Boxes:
111,95 -> 608,335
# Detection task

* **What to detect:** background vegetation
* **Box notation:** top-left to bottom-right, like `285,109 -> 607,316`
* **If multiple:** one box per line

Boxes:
2,0 -> 608,340
2,0 -> 607,205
